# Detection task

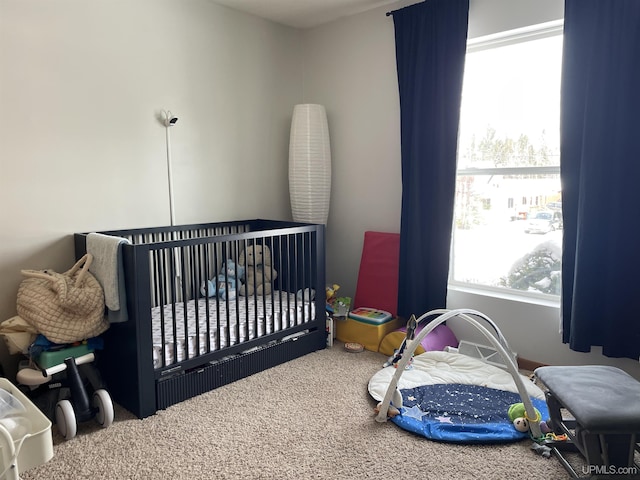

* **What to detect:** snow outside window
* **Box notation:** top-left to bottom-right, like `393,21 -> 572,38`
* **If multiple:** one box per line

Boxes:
450,22 -> 563,300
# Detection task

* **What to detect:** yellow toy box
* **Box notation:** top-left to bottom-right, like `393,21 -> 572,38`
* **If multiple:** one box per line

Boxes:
335,307 -> 401,352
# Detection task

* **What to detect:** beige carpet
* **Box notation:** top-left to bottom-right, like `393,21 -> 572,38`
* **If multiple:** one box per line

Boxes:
20,343 -> 578,479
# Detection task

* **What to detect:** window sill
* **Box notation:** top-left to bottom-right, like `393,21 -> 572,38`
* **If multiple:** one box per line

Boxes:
447,282 -> 561,309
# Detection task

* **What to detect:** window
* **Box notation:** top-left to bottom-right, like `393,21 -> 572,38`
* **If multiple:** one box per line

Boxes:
450,22 -> 563,299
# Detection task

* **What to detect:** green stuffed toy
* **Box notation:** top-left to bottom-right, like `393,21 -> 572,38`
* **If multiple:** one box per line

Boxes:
508,402 -> 541,433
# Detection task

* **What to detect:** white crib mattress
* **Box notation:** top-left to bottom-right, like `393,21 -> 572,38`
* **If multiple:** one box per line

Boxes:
151,293 -> 315,368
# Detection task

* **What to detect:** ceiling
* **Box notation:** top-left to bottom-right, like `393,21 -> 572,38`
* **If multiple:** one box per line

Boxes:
211,0 -> 400,29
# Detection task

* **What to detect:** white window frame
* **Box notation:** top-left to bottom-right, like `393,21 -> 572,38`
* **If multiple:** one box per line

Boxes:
448,20 -> 564,305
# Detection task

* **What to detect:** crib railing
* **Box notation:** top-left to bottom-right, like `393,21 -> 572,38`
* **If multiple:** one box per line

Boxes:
76,220 -> 324,371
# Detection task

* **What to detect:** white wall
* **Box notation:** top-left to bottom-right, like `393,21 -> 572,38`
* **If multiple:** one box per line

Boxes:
3,0 -> 638,380
0,0 -> 302,371
303,0 -> 640,378
301,4 -> 405,305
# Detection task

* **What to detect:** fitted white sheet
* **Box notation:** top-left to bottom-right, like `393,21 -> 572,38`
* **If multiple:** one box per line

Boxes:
151,293 -> 315,368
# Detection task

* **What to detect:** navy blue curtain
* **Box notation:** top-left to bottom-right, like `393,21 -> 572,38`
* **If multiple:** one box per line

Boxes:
561,0 -> 640,359
391,0 -> 469,319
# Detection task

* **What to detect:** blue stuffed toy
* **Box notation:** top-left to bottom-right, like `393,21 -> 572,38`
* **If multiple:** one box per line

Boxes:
200,259 -> 245,300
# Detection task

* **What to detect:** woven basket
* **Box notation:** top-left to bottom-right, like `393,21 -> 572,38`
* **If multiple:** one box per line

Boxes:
17,254 -> 108,344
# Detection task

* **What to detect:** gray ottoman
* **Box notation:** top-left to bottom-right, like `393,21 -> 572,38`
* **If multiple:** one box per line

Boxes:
535,365 -> 640,476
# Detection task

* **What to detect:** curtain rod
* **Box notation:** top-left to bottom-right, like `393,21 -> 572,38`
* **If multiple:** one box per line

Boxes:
387,1 -> 428,17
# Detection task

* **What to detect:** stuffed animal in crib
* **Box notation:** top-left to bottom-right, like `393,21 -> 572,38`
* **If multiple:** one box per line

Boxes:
201,279 -> 217,298
239,245 -> 277,296
216,259 -> 245,300
200,259 -> 245,300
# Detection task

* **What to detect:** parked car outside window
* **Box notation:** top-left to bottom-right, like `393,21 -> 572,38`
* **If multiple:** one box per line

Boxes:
524,211 -> 562,234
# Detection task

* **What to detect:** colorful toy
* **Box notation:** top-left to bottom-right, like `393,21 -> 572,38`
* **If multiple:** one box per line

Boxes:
326,284 -> 340,306
508,402 -> 542,433
325,284 -> 344,314
325,284 -> 352,316
348,307 -> 392,324
334,297 -> 351,317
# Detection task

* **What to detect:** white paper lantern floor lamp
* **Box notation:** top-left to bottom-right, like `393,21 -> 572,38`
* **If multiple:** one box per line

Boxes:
288,104 -> 332,225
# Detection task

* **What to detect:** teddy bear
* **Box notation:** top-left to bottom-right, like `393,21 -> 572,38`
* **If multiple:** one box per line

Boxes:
200,259 -> 245,300
238,245 -> 277,296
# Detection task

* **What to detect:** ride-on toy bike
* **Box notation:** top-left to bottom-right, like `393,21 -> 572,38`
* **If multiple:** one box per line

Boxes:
16,351 -> 113,440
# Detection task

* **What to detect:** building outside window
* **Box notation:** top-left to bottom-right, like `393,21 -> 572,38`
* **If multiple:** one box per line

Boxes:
450,22 -> 563,299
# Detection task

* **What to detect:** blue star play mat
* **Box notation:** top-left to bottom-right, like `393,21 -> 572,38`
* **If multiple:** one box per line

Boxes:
369,350 -> 548,443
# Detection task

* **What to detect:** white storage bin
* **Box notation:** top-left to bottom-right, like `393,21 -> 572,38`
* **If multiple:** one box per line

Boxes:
0,378 -> 53,479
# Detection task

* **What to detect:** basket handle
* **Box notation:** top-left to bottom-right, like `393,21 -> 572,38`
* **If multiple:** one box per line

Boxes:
66,254 -> 93,285
21,254 -> 94,287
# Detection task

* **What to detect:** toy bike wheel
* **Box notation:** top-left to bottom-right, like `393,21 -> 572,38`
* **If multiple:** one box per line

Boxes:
93,389 -> 114,427
56,399 -> 77,440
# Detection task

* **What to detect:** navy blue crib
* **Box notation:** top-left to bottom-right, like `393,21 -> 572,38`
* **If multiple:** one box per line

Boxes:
74,219 -> 326,418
